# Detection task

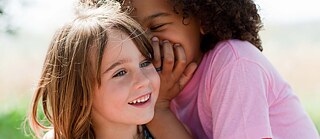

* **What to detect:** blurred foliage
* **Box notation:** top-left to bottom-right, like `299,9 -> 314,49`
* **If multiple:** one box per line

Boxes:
0,109 -> 32,139
301,95 -> 320,134
0,102 -> 52,139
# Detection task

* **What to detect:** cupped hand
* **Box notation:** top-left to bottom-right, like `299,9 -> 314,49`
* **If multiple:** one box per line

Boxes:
151,37 -> 197,108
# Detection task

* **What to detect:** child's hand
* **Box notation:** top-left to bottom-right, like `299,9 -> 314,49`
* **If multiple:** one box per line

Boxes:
151,37 -> 197,109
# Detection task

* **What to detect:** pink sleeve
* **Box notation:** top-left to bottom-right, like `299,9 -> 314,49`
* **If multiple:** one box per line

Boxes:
209,57 -> 273,139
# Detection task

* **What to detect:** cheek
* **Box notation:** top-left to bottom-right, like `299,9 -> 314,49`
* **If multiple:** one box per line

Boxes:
152,72 -> 160,89
101,76 -> 134,91
153,31 -> 197,63
151,26 -> 180,42
155,26 -> 195,48
93,80 -> 130,107
92,85 -> 129,118
146,69 -> 160,95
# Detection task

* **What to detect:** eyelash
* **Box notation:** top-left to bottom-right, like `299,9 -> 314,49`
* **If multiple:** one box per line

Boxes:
150,24 -> 166,31
140,60 -> 152,68
113,70 -> 127,78
112,60 -> 152,78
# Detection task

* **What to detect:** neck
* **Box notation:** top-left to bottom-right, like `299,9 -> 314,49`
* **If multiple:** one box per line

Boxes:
94,124 -> 139,139
195,53 -> 204,65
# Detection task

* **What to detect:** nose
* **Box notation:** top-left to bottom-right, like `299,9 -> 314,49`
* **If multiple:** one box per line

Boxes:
133,69 -> 150,90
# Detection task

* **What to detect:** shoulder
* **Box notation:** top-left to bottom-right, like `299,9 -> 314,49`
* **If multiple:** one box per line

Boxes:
204,39 -> 269,71
202,39 -> 276,92
204,40 -> 288,98
208,39 -> 261,60
203,39 -> 261,75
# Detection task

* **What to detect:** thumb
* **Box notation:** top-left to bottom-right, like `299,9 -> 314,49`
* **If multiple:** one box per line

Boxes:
179,62 -> 197,90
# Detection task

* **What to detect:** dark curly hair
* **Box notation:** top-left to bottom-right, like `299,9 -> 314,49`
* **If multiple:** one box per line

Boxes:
85,0 -> 263,52
171,0 -> 263,52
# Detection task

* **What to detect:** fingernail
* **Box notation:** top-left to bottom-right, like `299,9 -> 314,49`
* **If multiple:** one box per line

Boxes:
174,44 -> 180,48
152,37 -> 159,42
163,40 -> 169,43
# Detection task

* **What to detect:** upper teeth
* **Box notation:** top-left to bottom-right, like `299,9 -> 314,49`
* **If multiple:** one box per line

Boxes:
129,94 -> 150,104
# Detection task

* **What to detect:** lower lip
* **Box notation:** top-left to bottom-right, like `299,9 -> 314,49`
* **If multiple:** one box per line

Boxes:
129,95 -> 152,108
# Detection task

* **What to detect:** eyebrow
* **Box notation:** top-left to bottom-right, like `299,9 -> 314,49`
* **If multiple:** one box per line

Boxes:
104,59 -> 130,74
103,55 -> 147,74
142,12 -> 171,24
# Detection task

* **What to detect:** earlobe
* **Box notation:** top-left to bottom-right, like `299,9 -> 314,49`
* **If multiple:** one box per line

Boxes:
199,22 -> 205,35
200,26 -> 205,35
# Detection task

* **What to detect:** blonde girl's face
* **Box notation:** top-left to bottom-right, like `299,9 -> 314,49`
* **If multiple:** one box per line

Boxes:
91,29 -> 160,128
128,0 -> 204,64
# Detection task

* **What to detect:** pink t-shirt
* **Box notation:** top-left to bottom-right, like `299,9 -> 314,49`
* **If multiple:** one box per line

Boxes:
170,40 -> 319,139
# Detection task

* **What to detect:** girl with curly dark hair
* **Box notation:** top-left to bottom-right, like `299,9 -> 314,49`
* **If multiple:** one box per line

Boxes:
113,0 -> 319,138
86,0 -> 319,138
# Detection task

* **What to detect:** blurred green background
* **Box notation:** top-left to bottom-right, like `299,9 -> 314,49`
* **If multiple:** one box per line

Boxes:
0,0 -> 319,138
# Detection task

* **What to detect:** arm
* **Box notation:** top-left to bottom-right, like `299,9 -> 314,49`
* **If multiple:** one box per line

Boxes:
205,42 -> 276,138
209,58 -> 273,139
146,38 -> 196,139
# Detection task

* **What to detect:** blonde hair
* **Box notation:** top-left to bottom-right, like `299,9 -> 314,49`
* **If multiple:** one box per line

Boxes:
27,1 -> 153,139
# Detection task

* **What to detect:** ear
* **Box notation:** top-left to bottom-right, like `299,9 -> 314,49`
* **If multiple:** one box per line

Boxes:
199,21 -> 205,35
200,26 -> 205,35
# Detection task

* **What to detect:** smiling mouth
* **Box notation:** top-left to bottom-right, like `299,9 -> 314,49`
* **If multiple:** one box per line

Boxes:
128,93 -> 151,105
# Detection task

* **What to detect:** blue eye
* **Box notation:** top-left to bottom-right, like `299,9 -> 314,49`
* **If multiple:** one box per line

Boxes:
140,60 -> 152,68
113,70 -> 127,78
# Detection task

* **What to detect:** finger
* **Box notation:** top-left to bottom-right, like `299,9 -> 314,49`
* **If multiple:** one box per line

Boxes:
179,62 -> 197,90
162,40 -> 175,74
172,44 -> 187,77
151,37 -> 162,71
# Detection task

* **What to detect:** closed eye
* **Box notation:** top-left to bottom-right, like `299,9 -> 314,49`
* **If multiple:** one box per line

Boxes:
112,70 -> 127,78
149,23 -> 169,32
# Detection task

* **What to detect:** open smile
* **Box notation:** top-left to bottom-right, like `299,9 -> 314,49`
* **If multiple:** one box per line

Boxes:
128,93 -> 151,105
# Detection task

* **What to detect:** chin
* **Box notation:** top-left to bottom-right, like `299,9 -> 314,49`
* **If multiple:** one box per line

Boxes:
136,111 -> 155,125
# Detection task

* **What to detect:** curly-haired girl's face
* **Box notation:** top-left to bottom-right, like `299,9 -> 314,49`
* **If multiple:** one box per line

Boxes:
127,0 -> 204,64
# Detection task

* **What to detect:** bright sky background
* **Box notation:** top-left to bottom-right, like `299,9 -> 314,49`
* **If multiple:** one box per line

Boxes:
256,0 -> 320,24
2,0 -> 320,35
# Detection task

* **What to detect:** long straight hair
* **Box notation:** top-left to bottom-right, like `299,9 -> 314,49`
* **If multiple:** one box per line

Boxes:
27,1 -> 153,139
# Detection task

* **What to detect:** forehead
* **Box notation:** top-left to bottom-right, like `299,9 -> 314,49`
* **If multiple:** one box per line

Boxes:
103,29 -> 141,62
108,29 -> 130,43
105,29 -> 132,55
126,0 -> 175,20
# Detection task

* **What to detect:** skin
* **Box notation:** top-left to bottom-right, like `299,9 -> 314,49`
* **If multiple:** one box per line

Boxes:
129,0 -> 204,65
42,1 -> 200,137
42,25 -> 196,139
91,29 -> 160,139
122,0 -> 203,138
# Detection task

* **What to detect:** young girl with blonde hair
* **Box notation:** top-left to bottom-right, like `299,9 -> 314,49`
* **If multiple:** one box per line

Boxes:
28,2 -> 168,138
